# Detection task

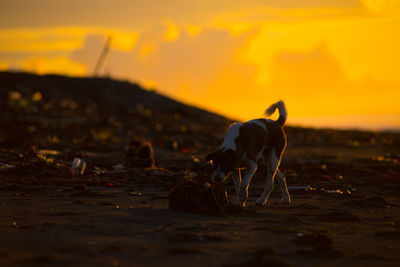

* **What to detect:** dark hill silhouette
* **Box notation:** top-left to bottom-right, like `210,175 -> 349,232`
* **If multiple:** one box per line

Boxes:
0,71 -> 227,122
0,71 -> 231,149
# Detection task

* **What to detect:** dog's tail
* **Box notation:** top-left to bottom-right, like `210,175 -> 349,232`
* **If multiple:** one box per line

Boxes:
265,100 -> 287,126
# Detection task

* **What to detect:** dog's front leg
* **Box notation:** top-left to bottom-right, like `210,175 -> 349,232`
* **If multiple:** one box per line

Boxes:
231,169 -> 242,205
239,161 -> 257,207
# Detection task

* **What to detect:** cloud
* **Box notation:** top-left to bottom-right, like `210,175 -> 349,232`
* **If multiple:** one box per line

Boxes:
270,44 -> 345,90
360,0 -> 400,14
267,45 -> 349,116
241,16 -> 400,87
0,27 -> 138,77
0,27 -> 138,53
268,44 -> 400,117
19,56 -> 86,76
0,27 -> 86,52
71,24 -> 259,118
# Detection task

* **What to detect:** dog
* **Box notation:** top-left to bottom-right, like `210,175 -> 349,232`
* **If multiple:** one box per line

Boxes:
206,100 -> 290,207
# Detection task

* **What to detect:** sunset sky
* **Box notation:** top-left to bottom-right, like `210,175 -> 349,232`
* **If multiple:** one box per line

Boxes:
1,0 -> 399,130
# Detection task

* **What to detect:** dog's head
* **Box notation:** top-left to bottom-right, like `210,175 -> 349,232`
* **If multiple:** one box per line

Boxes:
206,148 -> 237,182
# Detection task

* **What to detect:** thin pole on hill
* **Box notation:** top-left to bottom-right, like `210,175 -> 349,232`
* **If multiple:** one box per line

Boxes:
93,36 -> 112,77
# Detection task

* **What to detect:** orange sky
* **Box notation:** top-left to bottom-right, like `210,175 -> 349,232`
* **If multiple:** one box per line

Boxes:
1,0 -> 399,130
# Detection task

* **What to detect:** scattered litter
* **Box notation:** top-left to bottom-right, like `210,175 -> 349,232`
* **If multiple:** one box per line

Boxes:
172,140 -> 179,151
288,185 -> 313,191
0,163 -> 16,170
32,91 -> 42,102
322,188 -> 351,195
71,158 -> 86,176
288,186 -> 351,195
348,140 -> 361,147
335,175 -> 343,180
112,164 -> 125,170
38,149 -> 59,156
93,167 -> 104,175
36,153 -> 54,165
9,91 -> 21,100
125,140 -> 155,168
180,147 -> 195,153
192,155 -> 200,163
373,156 -> 398,164
326,189 -> 344,194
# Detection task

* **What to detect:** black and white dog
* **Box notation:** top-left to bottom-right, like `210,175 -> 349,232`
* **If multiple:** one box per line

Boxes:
206,100 -> 290,207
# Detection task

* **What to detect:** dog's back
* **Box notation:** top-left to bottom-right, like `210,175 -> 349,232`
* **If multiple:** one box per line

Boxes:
222,99 -> 287,162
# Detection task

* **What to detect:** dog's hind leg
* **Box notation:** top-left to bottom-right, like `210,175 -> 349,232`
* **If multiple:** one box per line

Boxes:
256,149 -> 280,206
238,161 -> 257,207
276,170 -> 291,203
231,169 -> 242,205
